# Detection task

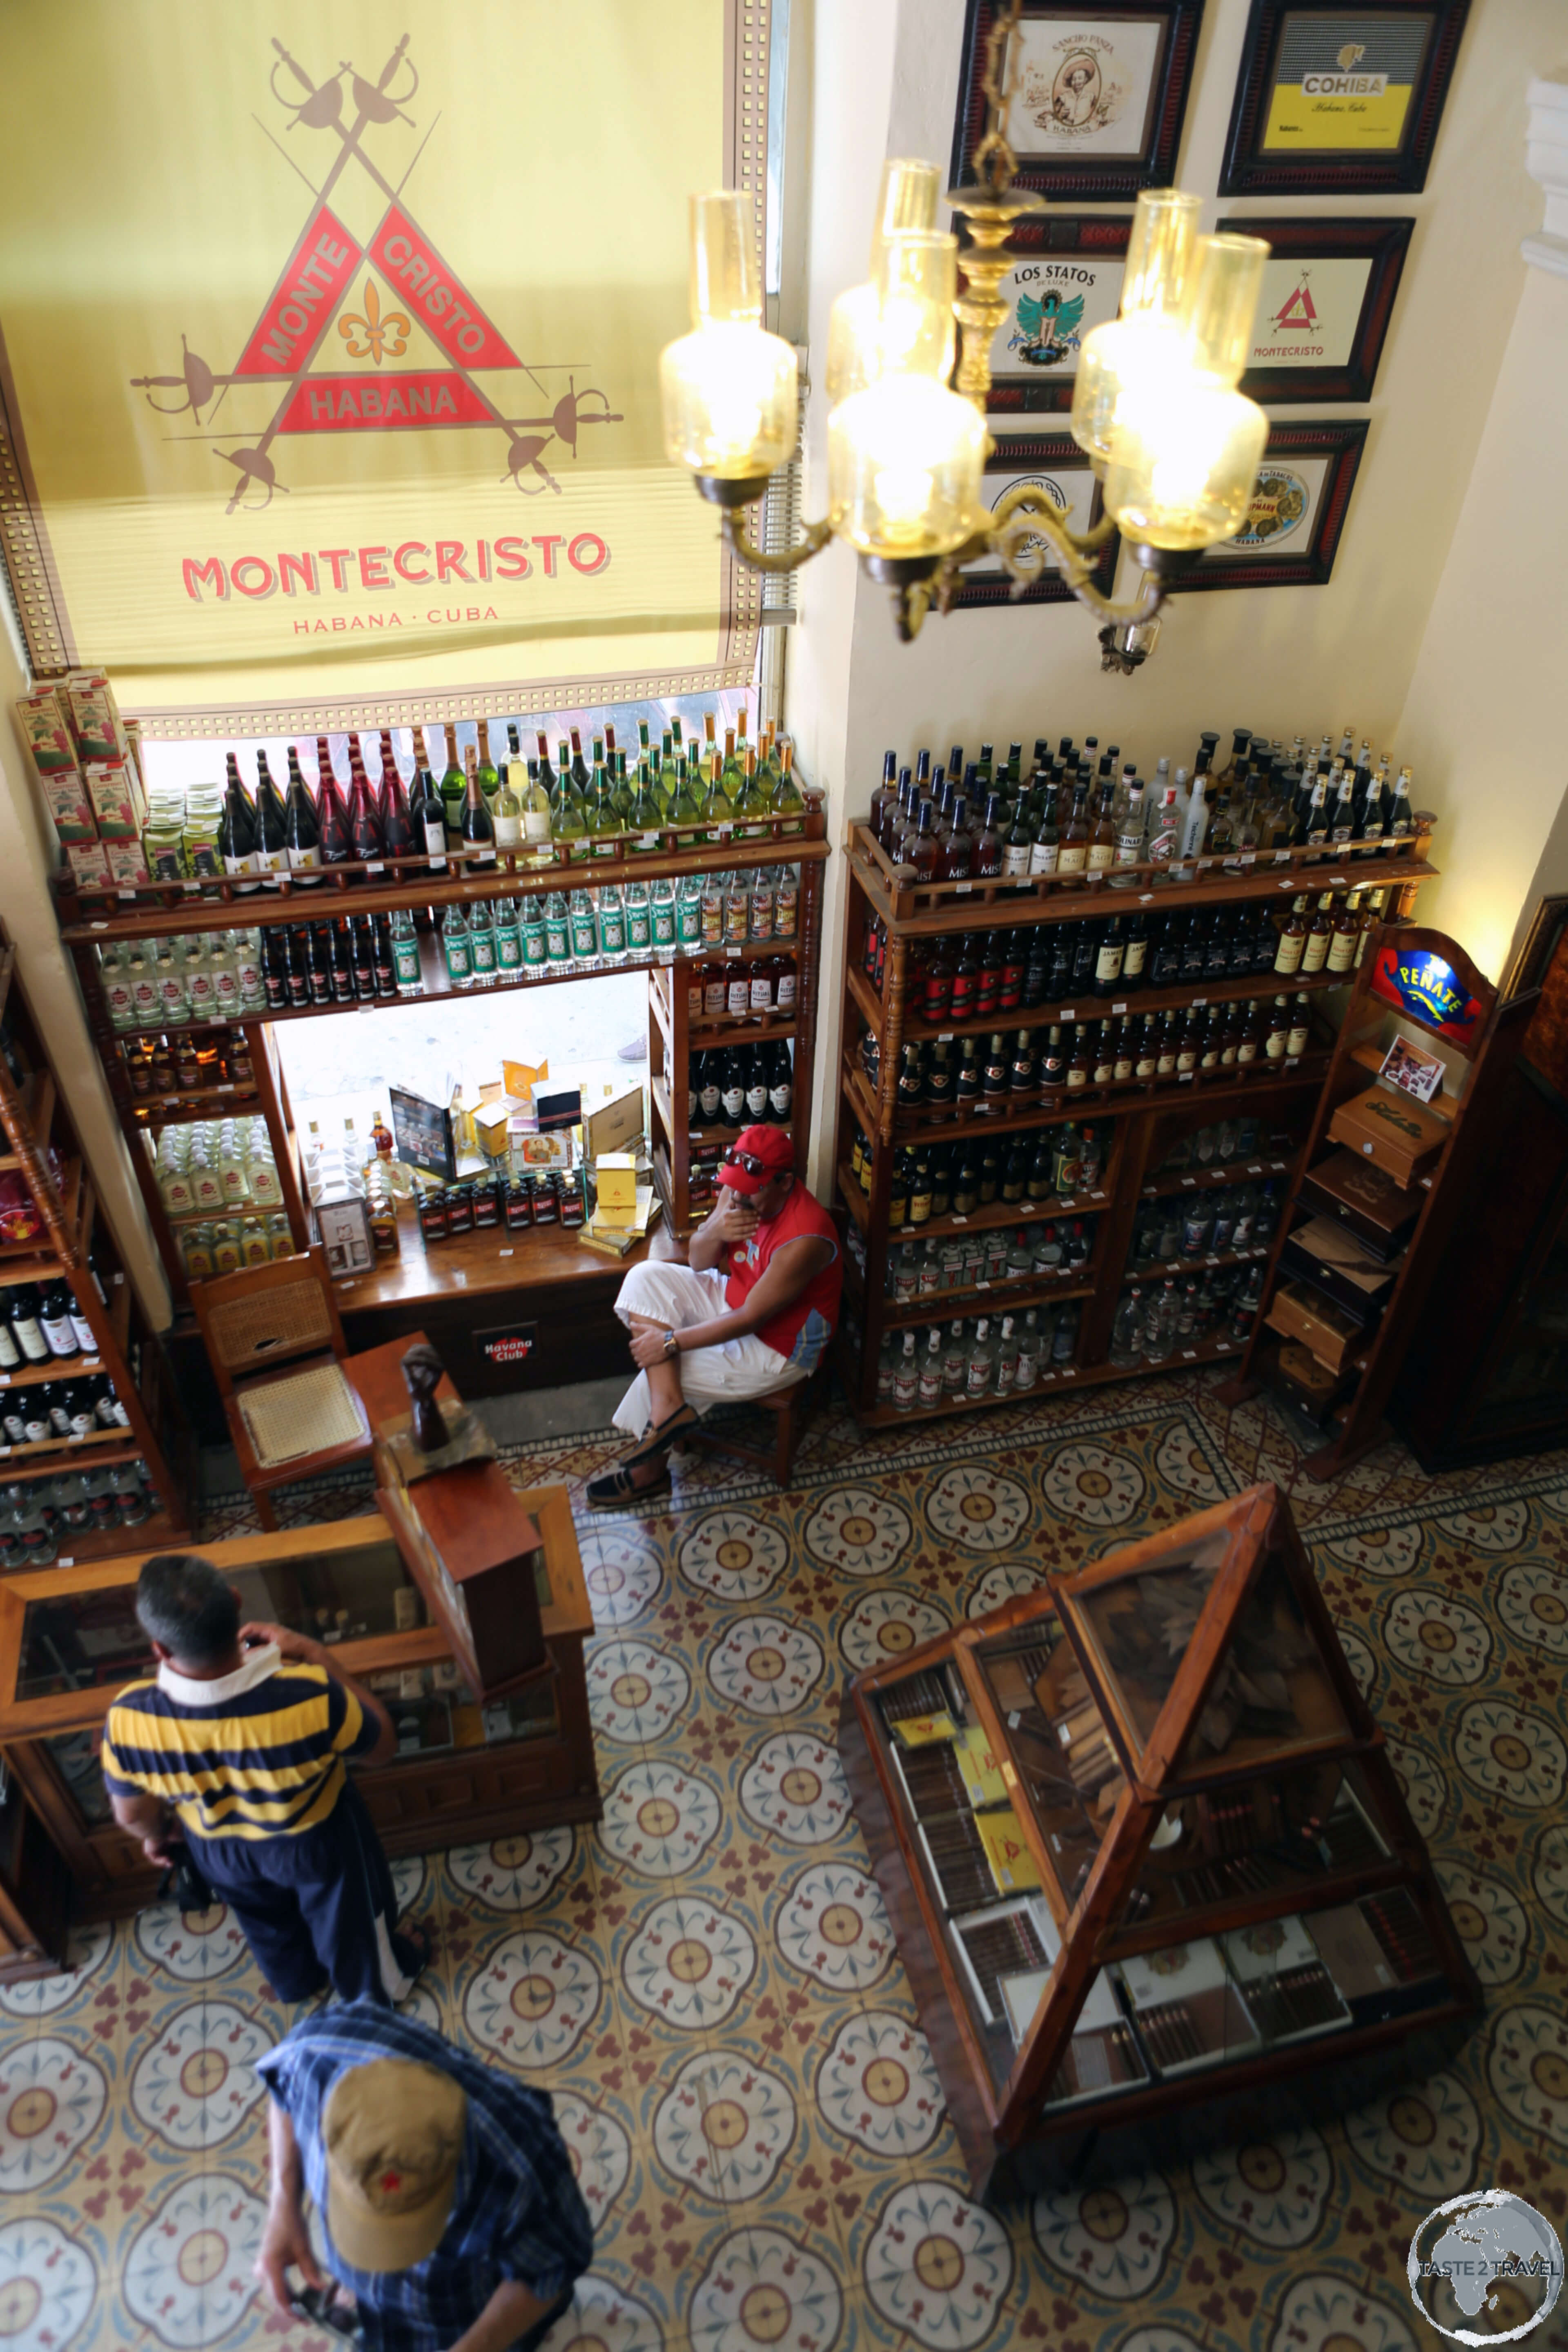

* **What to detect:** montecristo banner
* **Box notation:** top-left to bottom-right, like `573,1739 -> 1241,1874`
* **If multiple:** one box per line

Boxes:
0,2 -> 768,732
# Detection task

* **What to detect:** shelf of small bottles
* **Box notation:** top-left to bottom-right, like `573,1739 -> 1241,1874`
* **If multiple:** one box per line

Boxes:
1125,1243 -> 1273,1284
56,822 -> 830,944
846,823 -> 1434,930
843,1042 -> 1334,1149
840,1326 -> 1250,1428
1141,1154 -> 1299,1200
848,958 -> 1350,1047
129,1090 -> 265,1129
649,1078 -> 793,1153
836,1163 -> 1113,1244
0,1428 -> 143,1479
858,1263 -> 1100,1331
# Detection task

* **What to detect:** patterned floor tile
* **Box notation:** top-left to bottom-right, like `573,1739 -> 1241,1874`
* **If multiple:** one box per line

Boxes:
15,1387 -> 1568,2350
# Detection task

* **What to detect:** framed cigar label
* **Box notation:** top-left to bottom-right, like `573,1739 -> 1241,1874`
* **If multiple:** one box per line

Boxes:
1170,421 -> 1368,595
1219,217 -> 1413,404
962,215 -> 1132,415
1221,0 -> 1471,196
953,434 -> 1120,611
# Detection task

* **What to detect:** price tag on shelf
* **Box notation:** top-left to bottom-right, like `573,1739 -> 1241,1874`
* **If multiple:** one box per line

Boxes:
1285,1056 -> 1299,1067
725,947 -> 742,959
1248,1162 -> 1263,1173
955,882 -> 973,895
1192,997 -> 1206,1008
58,1555 -> 74,1567
1274,850 -> 1291,864
1059,1196 -> 1075,1209
1182,1348 -> 1196,1359
975,1279 -> 989,1290
1178,1072 -> 1194,1083
1060,1007 -> 1075,1020
951,1214 -> 967,1225
499,1247 -> 514,1257
1205,1254 -> 1218,1266
1112,1000 -> 1127,1014
365,862 -> 385,877
938,1033 -> 953,1043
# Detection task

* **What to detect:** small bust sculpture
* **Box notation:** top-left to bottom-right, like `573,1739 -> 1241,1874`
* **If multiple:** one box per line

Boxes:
401,1341 -> 450,1454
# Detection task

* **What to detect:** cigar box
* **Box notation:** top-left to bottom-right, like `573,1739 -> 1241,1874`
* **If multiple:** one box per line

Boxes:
1327,1085 -> 1447,1186
62,670 -> 127,762
40,768 -> 96,842
1280,1216 -> 1399,1324
1271,1339 -> 1350,1430
1265,1278 -> 1362,1374
13,688 -> 75,773
1223,1916 -> 1352,2046
1308,1902 -> 1417,2023
1297,1147 -> 1422,1261
1116,1938 -> 1261,2076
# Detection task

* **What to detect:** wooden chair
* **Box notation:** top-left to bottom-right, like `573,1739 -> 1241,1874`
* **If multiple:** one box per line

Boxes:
680,1355 -> 831,1489
190,1248 -> 373,1530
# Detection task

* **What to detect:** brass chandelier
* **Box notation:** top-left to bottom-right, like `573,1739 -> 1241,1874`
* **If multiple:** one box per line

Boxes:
659,0 -> 1272,670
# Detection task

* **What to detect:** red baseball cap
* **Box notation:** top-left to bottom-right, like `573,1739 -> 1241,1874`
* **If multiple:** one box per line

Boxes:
716,1125 -> 794,1194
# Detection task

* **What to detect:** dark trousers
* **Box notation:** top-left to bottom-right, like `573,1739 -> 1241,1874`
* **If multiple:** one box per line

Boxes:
192,1780 -> 421,2005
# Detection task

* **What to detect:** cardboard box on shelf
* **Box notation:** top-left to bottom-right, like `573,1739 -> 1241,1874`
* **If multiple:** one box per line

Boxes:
585,1083 -> 646,1160
83,757 -> 146,840
62,671 -> 128,763
63,840 -> 111,888
594,1153 -> 638,1221
103,839 -> 151,888
40,770 -> 96,842
14,689 -> 76,774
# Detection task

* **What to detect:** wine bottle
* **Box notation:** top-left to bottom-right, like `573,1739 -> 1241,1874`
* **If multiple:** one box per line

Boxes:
218,756 -> 260,890
347,737 -> 384,865
253,752 -> 290,884
461,756 -> 497,867
440,723 -> 466,845
379,737 -> 415,857
315,739 -> 353,871
475,719 -> 500,806
409,762 -> 447,868
493,762 -> 523,853
282,747 -> 321,883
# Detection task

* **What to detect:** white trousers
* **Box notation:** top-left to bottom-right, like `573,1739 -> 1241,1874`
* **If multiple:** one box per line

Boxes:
610,1261 -> 800,1436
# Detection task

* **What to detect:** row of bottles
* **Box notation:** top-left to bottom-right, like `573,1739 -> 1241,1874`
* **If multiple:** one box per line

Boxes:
688,1044 -> 795,1129
866,724 -> 1417,884
149,713 -> 806,891
1128,1183 -> 1280,1267
99,931 -> 267,1029
867,1217 -> 1099,1303
0,1461 -> 157,1561
0,1281 -> 100,1369
178,1214 -> 296,1278
97,870 -> 804,1024
1152,1115 -> 1283,1174
872,996 -> 1318,1124
880,891 -> 1379,1019
1110,1266 -> 1265,1365
878,1306 -> 1081,1410
151,1118 -> 283,1218
846,1125 -> 1109,1222
123,1029 -> 252,1099
0,1374 -> 132,1446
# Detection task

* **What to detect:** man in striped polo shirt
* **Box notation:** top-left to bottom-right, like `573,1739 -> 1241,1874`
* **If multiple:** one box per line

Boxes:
102,1552 -> 426,2007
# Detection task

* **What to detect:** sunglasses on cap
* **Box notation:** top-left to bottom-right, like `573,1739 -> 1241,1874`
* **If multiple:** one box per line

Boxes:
722,1147 -> 771,1178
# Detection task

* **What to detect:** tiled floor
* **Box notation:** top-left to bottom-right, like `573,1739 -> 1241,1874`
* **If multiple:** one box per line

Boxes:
7,1372 -> 1568,2352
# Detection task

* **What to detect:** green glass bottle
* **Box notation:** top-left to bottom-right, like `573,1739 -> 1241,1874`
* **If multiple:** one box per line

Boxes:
668,752 -> 704,836
720,724 -> 744,808
651,873 -> 677,949
548,737 -> 588,861
569,889 -> 599,962
494,896 -> 522,974
474,719 -> 500,807
731,745 -> 771,840
612,747 -> 634,820
627,758 -> 664,853
439,722 -> 466,846
586,738 -> 623,858
544,891 -> 571,966
441,904 -> 472,988
769,738 -> 806,836
698,748 -> 734,846
521,895 -> 548,969
676,871 -> 704,947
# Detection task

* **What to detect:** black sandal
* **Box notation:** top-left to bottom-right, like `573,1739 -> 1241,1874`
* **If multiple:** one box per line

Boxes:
586,1456 -> 673,1508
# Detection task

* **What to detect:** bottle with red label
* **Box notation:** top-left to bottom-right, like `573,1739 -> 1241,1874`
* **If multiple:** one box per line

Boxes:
922,939 -> 953,1025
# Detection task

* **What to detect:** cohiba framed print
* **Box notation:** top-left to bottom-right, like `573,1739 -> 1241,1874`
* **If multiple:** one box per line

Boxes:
1220,0 -> 1471,195
1172,421 -> 1367,592
952,435 -> 1120,609
963,216 -> 1132,414
1220,216 -> 1413,402
951,0 -> 1207,201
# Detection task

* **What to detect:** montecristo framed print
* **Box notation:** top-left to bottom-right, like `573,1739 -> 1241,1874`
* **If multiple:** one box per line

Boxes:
952,0 -> 1207,201
963,216 -> 1132,415
1220,217 -> 1413,403
952,435 -> 1120,610
1220,0 -> 1471,195
1171,421 -> 1368,593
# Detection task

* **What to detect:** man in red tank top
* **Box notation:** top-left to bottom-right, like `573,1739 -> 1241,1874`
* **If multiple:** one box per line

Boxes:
589,1126 -> 841,1506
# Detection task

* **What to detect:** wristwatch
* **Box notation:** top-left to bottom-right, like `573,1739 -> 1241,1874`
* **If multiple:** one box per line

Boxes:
662,1329 -> 679,1358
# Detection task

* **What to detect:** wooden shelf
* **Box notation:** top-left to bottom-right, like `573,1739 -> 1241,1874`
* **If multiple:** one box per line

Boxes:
836,1161 -> 1113,1243
1125,1243 -> 1273,1281
1141,1154 -> 1298,1198
847,957 -> 1348,1047
847,822 -> 1434,933
850,1046 -> 1334,1148
0,1430 -> 143,1481
841,1325 -> 1247,1425
330,1194 -> 650,1312
0,1353 -> 109,1392
873,1270 -> 1099,1328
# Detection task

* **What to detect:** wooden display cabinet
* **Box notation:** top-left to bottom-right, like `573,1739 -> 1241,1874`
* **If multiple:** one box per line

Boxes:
54,819 -> 829,1373
840,1484 -> 1479,2197
0,1508 -> 598,1935
835,819 -> 1437,1424
0,923 -> 191,1548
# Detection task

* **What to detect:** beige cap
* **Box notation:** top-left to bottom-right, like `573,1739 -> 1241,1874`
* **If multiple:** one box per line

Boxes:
322,2058 -> 466,2273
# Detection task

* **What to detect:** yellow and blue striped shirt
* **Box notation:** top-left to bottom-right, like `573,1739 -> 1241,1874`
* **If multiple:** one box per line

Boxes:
102,1651 -> 377,1842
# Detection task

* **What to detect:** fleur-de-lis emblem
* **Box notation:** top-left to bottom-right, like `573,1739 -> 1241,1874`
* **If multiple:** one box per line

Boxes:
336,279 -> 410,366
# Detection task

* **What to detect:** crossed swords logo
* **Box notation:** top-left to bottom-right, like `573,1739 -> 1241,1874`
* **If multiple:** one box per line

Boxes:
129,33 -> 622,512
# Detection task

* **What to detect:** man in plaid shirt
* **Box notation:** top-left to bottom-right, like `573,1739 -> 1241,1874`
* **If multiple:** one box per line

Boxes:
255,2001 -> 592,2352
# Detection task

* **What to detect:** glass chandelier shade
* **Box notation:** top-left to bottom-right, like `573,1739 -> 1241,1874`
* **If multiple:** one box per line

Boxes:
1069,190 -> 1203,466
824,159 -> 944,406
660,191 -> 798,480
827,372 -> 987,560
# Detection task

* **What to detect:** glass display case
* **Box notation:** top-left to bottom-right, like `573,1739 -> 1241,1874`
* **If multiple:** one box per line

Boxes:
0,1501 -> 598,1931
840,1483 -> 1480,2196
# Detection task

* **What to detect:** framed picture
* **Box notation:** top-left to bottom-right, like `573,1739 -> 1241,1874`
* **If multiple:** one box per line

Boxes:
951,0 -> 1206,200
1220,0 -> 1472,196
963,215 -> 1132,414
314,1197 -> 375,1279
1170,421 -> 1368,592
390,1085 -> 456,1183
951,435 -> 1120,610
1220,216 -> 1412,403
